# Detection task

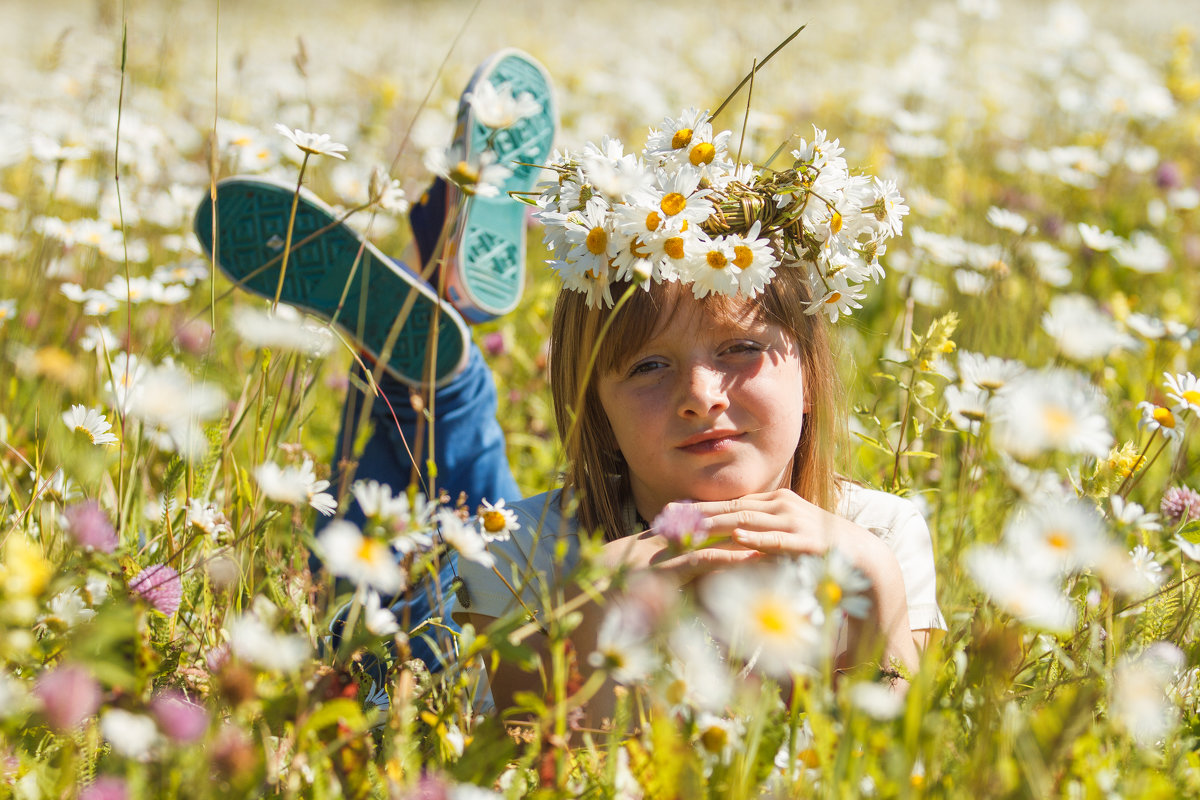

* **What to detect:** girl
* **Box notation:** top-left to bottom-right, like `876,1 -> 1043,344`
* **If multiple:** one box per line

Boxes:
455,266 -> 945,720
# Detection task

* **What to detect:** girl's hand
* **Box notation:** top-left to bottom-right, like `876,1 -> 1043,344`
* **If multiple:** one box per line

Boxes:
689,489 -> 919,673
600,529 -> 762,584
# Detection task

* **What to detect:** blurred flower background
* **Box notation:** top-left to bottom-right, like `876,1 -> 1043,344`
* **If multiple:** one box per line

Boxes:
2,0 -> 1200,797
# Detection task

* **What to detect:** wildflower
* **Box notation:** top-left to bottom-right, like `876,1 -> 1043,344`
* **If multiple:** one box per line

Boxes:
1077,223 -> 1123,251
62,404 -> 119,446
464,80 -> 542,129
1174,535 -> 1200,562
1042,294 -> 1135,361
848,681 -> 905,720
0,535 -> 52,599
1112,232 -> 1170,273
965,547 -> 1077,633
991,369 -> 1113,459
64,500 -> 119,553
363,591 -> 401,637
150,690 -> 209,743
122,362 -> 225,460
476,498 -> 520,543
424,144 -> 511,198
664,620 -> 732,712
1112,643 -> 1184,747
695,712 -> 743,762
589,602 -> 657,685
1136,401 -> 1181,441
254,458 -> 337,516
1109,496 -> 1161,532
1161,485 -> 1200,525
0,298 -> 14,327
652,501 -> 708,546
273,124 -> 348,160
316,520 -> 405,595
437,510 -> 494,568
100,708 -> 159,759
34,665 -> 101,731
986,206 -> 1029,235
804,548 -> 873,618
957,350 -> 1025,391
943,384 -> 990,433
1003,499 -> 1109,574
231,305 -> 333,357
702,560 -> 825,678
1163,371 -> 1200,415
43,587 -> 96,628
185,499 -> 231,539
129,564 -> 183,616
79,777 -> 129,800
228,613 -> 308,671
1128,545 -> 1164,588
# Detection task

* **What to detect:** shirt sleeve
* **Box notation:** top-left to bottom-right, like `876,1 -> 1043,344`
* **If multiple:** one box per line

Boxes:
452,503 -> 564,626
886,502 -> 947,632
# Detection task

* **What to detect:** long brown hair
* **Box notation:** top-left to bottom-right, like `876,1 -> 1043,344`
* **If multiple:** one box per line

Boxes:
548,267 -> 845,541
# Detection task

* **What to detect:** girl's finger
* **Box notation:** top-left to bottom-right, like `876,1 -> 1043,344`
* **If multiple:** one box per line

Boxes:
732,528 -> 821,555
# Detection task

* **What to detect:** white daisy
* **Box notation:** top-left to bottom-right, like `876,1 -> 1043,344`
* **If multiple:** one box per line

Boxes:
0,299 -> 14,327
185,499 -> 232,539
965,546 -> 1077,633
437,510 -> 494,568
701,560 -> 825,679
1129,545 -> 1164,588
1077,222 -> 1123,251
1112,231 -> 1170,273
424,144 -> 511,198
1137,401 -> 1182,441
1042,294 -> 1136,361
464,80 -> 542,130
100,709 -> 159,760
254,458 -> 337,516
317,520 -> 405,595
273,123 -> 348,160
62,404 -> 119,446
1163,372 -> 1200,416
588,602 -> 657,685
476,498 -> 520,543
231,305 -> 333,357
1003,498 -> 1110,574
944,384 -> 990,433
363,590 -> 401,637
991,369 -> 1113,459
228,613 -> 309,671
986,206 -> 1029,235
684,234 -> 740,299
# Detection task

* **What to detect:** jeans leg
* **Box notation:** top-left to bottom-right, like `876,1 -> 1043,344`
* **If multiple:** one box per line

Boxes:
315,343 -> 520,671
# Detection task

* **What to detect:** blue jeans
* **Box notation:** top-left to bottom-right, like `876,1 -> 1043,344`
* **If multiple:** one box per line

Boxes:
315,330 -> 520,671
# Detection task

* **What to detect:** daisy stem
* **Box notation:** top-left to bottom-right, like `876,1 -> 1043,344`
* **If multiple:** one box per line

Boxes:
272,153 -> 310,310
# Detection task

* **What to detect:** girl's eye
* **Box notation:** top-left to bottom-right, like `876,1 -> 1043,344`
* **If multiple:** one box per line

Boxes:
628,359 -> 665,377
725,341 -> 766,356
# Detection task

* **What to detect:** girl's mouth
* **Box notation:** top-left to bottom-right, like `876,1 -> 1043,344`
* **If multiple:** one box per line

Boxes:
677,430 -> 743,454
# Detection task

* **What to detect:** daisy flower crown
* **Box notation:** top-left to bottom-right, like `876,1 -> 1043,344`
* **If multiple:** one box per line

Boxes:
534,108 -> 908,322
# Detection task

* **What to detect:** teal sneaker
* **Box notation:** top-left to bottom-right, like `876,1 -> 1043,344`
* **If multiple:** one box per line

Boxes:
435,48 -> 557,323
194,176 -> 469,387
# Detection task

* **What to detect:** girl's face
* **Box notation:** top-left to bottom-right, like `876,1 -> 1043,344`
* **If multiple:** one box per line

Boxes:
597,298 -> 807,522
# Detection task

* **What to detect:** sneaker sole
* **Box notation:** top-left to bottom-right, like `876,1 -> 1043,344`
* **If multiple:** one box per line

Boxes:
446,49 -> 557,322
195,176 -> 469,387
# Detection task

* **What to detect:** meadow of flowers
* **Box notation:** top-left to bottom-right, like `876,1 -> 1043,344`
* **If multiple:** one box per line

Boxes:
3,0 -> 1200,797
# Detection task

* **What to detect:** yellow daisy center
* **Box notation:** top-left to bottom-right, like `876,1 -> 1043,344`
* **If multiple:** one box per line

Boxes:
817,579 -> 842,607
449,160 -> 479,186
671,128 -> 694,149
824,292 -> 842,304
1045,530 -> 1071,551
586,226 -> 608,255
629,238 -> 651,259
1153,407 -> 1175,428
664,237 -> 685,260
829,210 -> 843,235
732,245 -> 754,269
689,142 -> 716,166
481,510 -> 507,534
357,539 -> 379,564
1183,390 -> 1200,407
644,211 -> 662,231
752,598 -> 789,636
75,425 -> 96,442
1043,406 -> 1074,436
706,250 -> 728,270
660,193 -> 687,217
700,726 -> 729,753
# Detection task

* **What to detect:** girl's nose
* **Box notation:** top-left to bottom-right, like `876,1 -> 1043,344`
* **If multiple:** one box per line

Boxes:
678,363 -> 729,418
